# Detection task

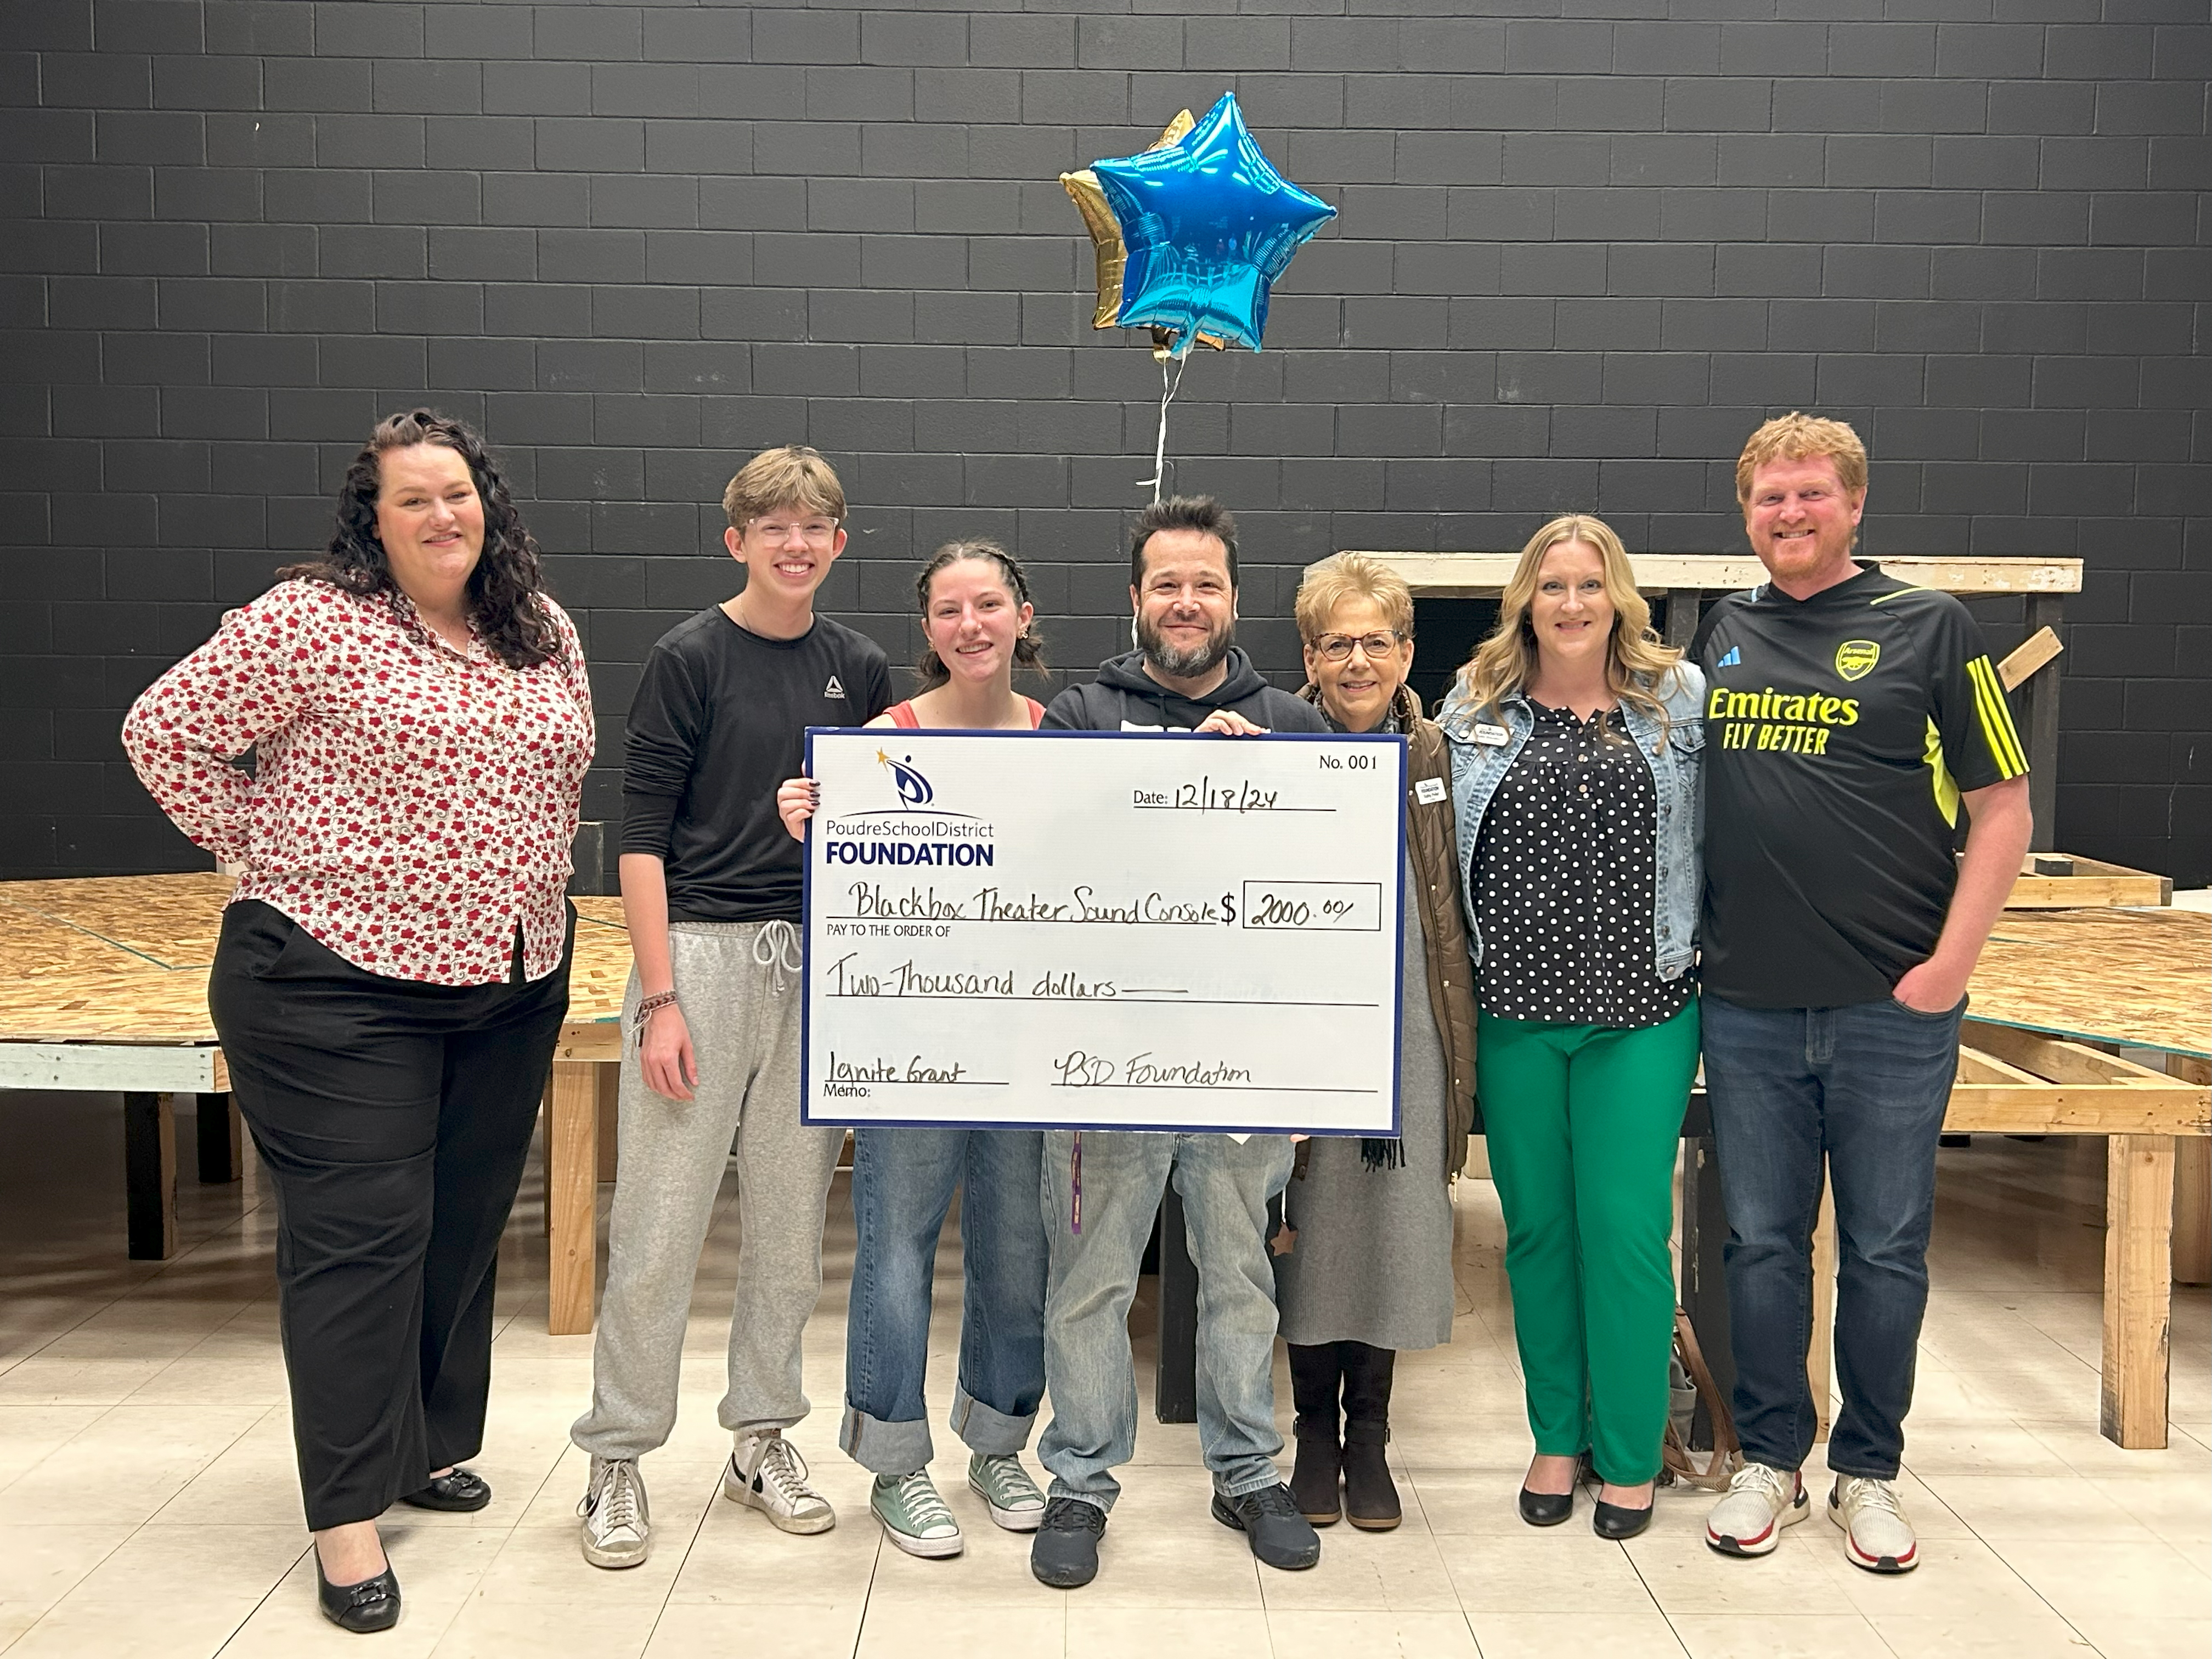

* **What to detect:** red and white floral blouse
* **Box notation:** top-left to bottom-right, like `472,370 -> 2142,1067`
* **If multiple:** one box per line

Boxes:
122,579 -> 596,986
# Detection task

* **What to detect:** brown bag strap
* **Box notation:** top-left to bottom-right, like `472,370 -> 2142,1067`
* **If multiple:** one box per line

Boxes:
1661,1306 -> 1744,1491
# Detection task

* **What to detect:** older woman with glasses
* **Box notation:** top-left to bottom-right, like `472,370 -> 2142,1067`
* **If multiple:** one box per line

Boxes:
1272,554 -> 1476,1531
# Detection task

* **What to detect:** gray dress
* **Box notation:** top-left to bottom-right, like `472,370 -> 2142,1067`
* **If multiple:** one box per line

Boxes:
1273,848 -> 1457,1351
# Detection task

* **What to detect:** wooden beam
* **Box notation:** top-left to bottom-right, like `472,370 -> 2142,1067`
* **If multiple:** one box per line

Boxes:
1943,1083 -> 2208,1136
1960,1022 -> 2185,1087
2174,1054 -> 2211,1289
122,1091 -> 177,1261
2005,873 -> 2174,909
2102,1134 -> 2174,1449
555,1022 -> 622,1063
546,1059 -> 600,1336
1996,625 -> 2063,692
1809,1171 -> 1835,1444
1348,552 -> 2085,597
1955,1046 -> 2043,1087
595,1062 -> 620,1183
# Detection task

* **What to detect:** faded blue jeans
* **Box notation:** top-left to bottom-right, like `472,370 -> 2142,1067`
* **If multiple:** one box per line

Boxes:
839,1126 -> 1047,1476
1703,993 -> 1966,1481
1036,1130 -> 1296,1513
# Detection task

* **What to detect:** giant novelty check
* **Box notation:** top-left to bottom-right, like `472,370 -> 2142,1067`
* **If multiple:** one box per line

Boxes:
800,729 -> 1406,1135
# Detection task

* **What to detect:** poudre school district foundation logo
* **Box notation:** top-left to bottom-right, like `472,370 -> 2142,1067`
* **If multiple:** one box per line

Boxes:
1835,640 -> 1881,681
878,749 -> 934,807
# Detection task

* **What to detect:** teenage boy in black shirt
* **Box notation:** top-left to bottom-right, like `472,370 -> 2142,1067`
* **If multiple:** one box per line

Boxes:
1694,415 -> 2032,1576
572,447 -> 891,1568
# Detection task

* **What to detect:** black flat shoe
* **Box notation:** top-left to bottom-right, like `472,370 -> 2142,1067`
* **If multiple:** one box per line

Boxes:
315,1555 -> 400,1634
399,1468 -> 490,1512
1518,1487 -> 1574,1527
1593,1497 -> 1654,1540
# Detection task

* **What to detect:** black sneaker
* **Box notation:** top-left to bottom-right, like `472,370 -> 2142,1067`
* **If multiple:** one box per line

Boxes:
1029,1496 -> 1108,1588
1211,1482 -> 1322,1571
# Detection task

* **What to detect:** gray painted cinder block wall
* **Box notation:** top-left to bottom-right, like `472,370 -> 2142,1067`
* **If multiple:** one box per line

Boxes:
2,1 -> 2205,884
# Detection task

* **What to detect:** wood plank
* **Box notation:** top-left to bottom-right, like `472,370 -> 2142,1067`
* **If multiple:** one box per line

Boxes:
2005,875 -> 2173,909
1809,1172 -> 1835,1444
1943,1083 -> 2208,1136
1350,552 -> 2085,597
1955,1046 -> 2043,1087
2102,1134 -> 2174,1449
555,1023 -> 622,1063
546,1059 -> 600,1337
1960,1022 -> 2182,1086
0,1042 -> 224,1092
2175,1054 -> 2212,1288
1996,625 -> 2063,692
122,1091 -> 177,1261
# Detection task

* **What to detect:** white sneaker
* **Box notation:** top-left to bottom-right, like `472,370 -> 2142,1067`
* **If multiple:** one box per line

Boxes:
1830,1476 -> 1918,1573
577,1455 -> 651,1568
724,1431 -> 836,1534
1705,1461 -> 1809,1556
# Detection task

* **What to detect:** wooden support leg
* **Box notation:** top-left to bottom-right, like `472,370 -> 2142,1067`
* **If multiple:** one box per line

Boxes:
2102,1133 -> 2175,1449
1809,1168 -> 1836,1444
2170,1056 -> 2210,1288
122,1091 -> 178,1261
194,1092 -> 242,1184
547,1060 -> 600,1337
596,1063 -> 620,1183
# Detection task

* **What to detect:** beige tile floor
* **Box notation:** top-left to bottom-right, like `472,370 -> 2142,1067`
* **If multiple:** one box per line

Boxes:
0,1089 -> 2204,1657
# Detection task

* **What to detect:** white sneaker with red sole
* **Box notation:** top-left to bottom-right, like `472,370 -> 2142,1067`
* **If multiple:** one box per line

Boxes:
1705,1462 -> 1810,1556
1830,1476 -> 1918,1573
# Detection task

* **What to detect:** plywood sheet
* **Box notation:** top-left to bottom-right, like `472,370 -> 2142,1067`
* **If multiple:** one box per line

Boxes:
1972,907 -> 2210,1058
0,873 -> 237,968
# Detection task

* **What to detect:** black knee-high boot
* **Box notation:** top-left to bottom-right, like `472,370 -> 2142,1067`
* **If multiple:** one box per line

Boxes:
1339,1341 -> 1401,1530
1286,1342 -> 1344,1525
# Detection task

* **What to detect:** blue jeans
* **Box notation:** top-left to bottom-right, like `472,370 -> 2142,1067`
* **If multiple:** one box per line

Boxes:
839,1127 -> 1047,1476
1036,1131 -> 1296,1511
1703,994 -> 1965,1481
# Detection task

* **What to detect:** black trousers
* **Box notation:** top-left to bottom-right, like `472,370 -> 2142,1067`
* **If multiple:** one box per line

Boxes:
209,900 -> 571,1532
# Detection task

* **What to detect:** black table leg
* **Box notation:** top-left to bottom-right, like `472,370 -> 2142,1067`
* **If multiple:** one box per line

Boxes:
1155,1187 -> 1199,1424
123,1091 -> 178,1261
195,1092 -> 242,1183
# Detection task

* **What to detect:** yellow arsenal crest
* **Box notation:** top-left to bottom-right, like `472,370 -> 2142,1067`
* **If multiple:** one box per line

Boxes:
1835,640 -> 1881,681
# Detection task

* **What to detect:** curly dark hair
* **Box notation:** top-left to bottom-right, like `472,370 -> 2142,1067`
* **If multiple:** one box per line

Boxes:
280,408 -> 563,670
913,539 -> 1047,692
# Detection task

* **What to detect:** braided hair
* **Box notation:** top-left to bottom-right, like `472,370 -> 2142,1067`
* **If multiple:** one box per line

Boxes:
281,408 -> 563,670
913,539 -> 1046,691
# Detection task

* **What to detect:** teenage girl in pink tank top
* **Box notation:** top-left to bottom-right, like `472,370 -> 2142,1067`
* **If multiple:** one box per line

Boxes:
772,540 -> 1055,1552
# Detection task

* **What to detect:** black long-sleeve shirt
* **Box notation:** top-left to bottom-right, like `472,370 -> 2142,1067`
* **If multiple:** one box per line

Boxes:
622,606 -> 891,923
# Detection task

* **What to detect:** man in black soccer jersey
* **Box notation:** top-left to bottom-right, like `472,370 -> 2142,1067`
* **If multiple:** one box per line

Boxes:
1692,415 -> 2033,1576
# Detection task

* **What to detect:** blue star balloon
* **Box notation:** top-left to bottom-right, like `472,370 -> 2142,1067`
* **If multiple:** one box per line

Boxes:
1067,92 -> 1335,356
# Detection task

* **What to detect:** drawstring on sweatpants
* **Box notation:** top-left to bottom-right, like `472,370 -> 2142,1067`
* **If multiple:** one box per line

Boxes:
753,919 -> 802,994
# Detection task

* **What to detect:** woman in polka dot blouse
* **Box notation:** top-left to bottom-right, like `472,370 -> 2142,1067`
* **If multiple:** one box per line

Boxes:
1436,514 -> 1706,1543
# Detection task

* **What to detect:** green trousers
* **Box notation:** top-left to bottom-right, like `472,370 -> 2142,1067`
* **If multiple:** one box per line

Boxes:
1476,1001 -> 1700,1485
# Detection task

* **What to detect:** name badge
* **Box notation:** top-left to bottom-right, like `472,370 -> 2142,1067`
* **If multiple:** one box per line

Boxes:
1473,723 -> 1510,746
1414,777 -> 1447,806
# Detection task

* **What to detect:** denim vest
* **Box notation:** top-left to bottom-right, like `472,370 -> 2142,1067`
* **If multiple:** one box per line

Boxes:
1436,663 -> 1706,981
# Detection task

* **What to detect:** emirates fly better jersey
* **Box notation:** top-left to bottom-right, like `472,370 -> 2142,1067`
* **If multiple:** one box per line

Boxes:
1691,562 -> 2028,1008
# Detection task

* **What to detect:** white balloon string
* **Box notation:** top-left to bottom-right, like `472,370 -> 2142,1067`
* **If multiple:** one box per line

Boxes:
1138,349 -> 1191,503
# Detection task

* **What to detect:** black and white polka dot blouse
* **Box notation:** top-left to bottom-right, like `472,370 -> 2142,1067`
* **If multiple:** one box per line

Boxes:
1470,699 -> 1694,1030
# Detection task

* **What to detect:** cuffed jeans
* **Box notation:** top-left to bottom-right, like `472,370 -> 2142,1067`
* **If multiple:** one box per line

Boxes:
840,1126 -> 1047,1476
1036,1130 -> 1295,1512
1703,993 -> 1965,1481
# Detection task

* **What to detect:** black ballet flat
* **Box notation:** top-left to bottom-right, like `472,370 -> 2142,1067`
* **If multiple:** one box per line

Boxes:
398,1468 -> 490,1512
1593,1497 -> 1654,1540
315,1555 -> 400,1634
1518,1486 -> 1575,1527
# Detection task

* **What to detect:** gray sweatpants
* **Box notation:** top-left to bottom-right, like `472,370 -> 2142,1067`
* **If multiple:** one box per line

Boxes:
571,920 -> 843,1462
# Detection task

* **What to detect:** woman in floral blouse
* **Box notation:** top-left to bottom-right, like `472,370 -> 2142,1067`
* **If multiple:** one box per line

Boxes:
123,409 -> 594,1635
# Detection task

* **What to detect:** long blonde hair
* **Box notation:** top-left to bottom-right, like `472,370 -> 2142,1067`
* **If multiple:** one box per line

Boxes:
1455,514 -> 1682,732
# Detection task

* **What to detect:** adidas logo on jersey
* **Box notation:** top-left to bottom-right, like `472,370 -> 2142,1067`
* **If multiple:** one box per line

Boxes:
823,675 -> 846,699
1716,647 -> 1742,668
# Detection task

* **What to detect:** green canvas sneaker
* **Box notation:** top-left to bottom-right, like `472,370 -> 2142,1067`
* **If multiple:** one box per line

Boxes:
872,1468 -> 963,1559
967,1452 -> 1047,1532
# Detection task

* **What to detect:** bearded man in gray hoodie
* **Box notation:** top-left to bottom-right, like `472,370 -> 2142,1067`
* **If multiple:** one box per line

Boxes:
1028,496 -> 1328,1591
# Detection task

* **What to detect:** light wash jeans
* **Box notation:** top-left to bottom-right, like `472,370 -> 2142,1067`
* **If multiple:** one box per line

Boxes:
1035,1130 -> 1296,1512
839,1126 -> 1047,1476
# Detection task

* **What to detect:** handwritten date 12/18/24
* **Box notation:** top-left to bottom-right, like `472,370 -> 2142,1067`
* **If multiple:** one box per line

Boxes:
1131,776 -> 1279,812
